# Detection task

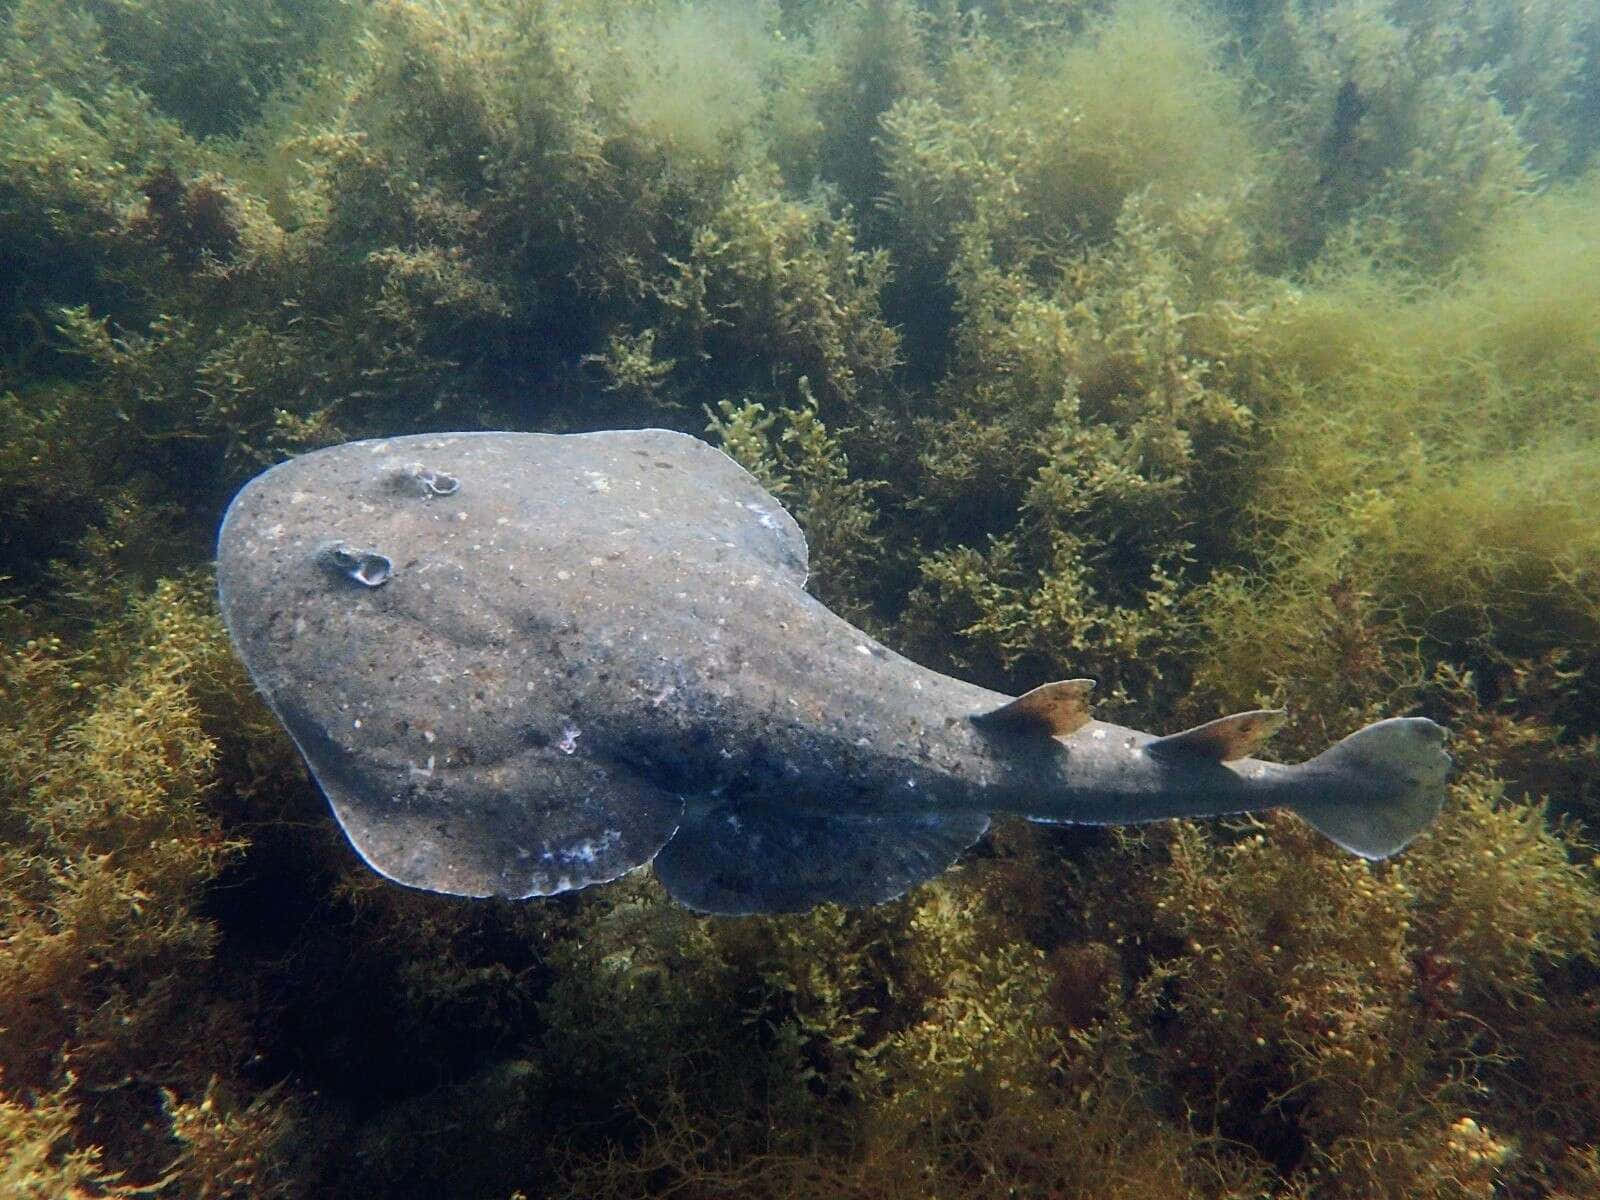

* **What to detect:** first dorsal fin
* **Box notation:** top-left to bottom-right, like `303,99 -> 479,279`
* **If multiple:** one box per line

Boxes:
970,679 -> 1095,737
1147,709 -> 1286,762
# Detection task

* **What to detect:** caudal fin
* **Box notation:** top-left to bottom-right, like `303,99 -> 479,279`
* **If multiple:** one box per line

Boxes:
1288,717 -> 1451,859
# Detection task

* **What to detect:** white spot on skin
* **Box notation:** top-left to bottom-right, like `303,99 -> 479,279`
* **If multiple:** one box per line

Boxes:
558,829 -> 621,866
409,755 -> 436,779
1092,729 -> 1107,740
856,645 -> 872,656
423,729 -> 436,743
557,725 -> 581,754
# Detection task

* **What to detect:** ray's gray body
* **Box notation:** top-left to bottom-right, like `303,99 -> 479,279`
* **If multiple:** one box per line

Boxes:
216,430 -> 1449,913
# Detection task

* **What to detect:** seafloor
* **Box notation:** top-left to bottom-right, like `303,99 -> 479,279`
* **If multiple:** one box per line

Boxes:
2,1 -> 1598,1196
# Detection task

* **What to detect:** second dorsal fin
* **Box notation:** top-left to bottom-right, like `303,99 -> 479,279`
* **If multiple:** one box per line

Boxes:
1147,709 -> 1287,762
970,679 -> 1096,737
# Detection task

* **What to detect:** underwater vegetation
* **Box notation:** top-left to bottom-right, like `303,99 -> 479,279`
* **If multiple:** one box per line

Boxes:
2,0 -> 1599,1195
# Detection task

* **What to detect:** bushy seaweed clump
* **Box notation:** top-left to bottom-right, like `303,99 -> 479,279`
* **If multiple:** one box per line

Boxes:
0,580 -> 304,1197
3,0 -> 1600,1195
543,793 -> 1599,1199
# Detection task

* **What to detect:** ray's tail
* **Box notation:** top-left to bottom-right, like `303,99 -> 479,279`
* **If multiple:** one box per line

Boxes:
1286,717 -> 1451,859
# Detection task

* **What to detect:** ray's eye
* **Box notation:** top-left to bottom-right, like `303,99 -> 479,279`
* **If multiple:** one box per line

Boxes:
397,462 -> 460,497
317,541 -> 393,587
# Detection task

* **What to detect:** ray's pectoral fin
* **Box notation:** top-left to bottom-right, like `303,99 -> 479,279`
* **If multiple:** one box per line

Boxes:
295,718 -> 684,900
970,678 -> 1096,737
1146,708 -> 1287,762
653,800 -> 990,915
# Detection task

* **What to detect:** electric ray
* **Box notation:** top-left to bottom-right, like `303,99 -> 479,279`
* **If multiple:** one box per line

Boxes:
216,429 -> 1450,914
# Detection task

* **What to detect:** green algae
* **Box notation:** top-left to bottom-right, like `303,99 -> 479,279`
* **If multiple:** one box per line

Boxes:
3,0 -> 1599,1196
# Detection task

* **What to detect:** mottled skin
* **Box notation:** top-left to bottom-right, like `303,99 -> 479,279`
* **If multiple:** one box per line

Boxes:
217,429 -> 1449,913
